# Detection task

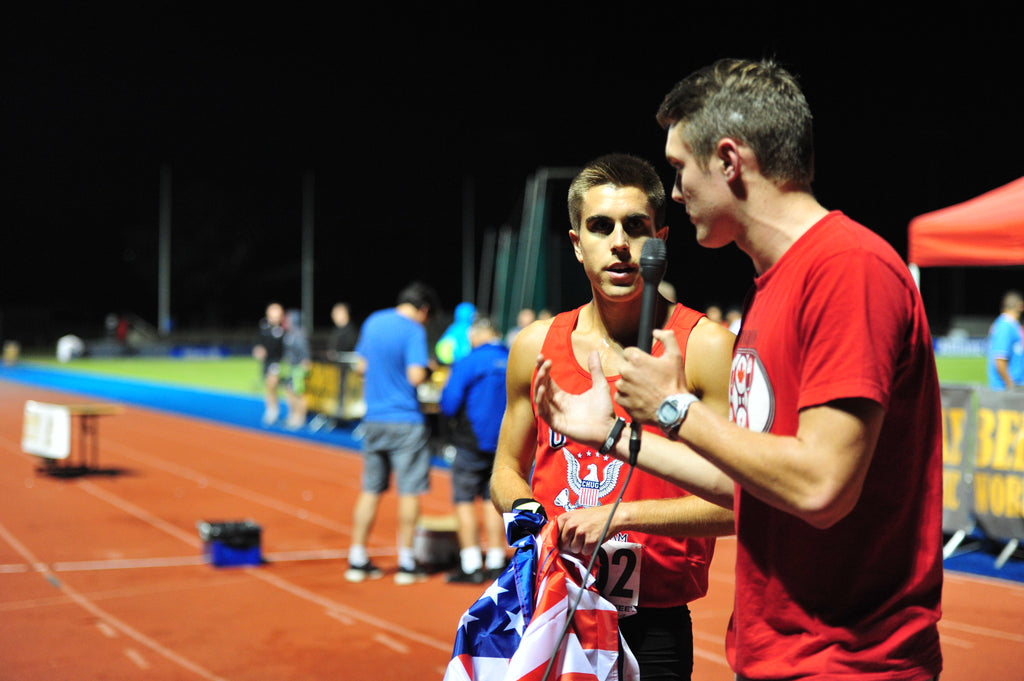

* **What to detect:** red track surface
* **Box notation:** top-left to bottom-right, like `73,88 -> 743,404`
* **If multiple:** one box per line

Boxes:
1,379 -> 1023,680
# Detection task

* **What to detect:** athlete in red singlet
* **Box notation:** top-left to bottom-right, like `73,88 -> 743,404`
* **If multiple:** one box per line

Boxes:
490,153 -> 736,681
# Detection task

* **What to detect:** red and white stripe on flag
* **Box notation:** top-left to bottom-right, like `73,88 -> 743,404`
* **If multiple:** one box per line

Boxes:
505,524 -> 638,681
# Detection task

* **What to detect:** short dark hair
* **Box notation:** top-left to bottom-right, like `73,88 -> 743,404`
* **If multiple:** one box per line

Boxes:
397,281 -> 440,314
567,153 -> 666,233
657,58 -> 815,186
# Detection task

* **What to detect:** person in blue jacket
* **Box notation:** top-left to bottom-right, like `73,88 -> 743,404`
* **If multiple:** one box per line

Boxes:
440,315 -> 510,582
987,290 -> 1024,390
435,302 -> 477,365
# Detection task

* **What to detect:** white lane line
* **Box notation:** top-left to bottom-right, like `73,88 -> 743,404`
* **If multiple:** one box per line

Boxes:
78,480 -> 200,548
692,644 -> 730,667
251,569 -> 452,653
373,633 -> 410,655
124,647 -> 151,669
102,441 -> 352,534
325,610 -> 355,625
940,618 -> 1024,642
96,621 -> 118,638
939,633 -> 975,649
53,555 -> 208,571
0,520 -> 229,681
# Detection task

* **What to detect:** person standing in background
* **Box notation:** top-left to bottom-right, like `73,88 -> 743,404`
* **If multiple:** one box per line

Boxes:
327,302 -> 358,360
504,307 -> 536,348
253,302 -> 286,426
436,301 -> 477,366
987,290 -> 1024,390
282,309 -> 312,430
347,281 -> 439,585
439,316 -> 510,584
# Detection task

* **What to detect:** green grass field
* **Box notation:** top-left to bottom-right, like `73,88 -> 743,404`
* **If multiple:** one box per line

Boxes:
24,356 -> 265,395
20,354 -> 990,393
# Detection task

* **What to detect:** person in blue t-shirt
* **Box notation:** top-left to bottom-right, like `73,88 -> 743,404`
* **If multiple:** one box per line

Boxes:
346,281 -> 439,585
439,316 -> 510,583
987,290 -> 1024,390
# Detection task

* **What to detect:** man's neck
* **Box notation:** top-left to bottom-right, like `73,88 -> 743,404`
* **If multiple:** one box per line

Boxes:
395,303 -> 420,322
735,187 -> 829,275
583,293 -> 669,349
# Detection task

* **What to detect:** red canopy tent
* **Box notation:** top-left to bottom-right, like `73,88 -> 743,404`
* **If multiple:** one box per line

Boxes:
908,176 -> 1024,268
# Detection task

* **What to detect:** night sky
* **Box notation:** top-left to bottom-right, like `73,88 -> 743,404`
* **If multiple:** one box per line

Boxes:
4,4 -> 1021,347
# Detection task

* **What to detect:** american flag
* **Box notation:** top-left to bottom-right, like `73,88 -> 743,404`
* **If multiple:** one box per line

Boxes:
443,511 -> 545,681
444,511 -> 638,681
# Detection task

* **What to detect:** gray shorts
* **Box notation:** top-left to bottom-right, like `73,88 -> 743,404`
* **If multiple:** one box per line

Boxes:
359,421 -> 431,496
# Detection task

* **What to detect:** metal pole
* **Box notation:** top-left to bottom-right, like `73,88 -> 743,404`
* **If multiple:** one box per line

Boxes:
463,176 -> 475,304
158,164 -> 172,336
301,171 -> 315,335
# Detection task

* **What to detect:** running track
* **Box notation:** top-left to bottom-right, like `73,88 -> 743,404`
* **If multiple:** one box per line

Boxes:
1,378 -> 1023,679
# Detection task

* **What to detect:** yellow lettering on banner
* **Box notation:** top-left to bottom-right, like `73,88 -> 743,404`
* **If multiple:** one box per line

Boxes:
992,410 -> 1021,471
943,407 -> 966,465
976,408 -> 995,468
1008,475 -> 1023,519
975,472 -> 990,514
943,469 -> 961,511
975,472 -> 1024,519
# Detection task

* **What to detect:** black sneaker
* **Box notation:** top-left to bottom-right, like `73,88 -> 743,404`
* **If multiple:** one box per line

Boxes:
345,560 -> 384,583
394,564 -> 428,585
446,568 -> 485,584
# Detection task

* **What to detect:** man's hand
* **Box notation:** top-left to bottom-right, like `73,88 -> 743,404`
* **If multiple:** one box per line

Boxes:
616,329 -> 690,425
557,505 -> 616,558
533,351 -> 617,450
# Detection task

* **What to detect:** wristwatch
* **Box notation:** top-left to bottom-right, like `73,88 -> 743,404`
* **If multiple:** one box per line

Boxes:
656,393 -> 700,437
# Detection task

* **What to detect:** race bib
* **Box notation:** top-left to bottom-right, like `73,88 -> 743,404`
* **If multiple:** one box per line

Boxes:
595,539 -> 641,615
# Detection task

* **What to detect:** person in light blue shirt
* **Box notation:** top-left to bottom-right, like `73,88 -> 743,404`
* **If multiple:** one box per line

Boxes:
347,281 -> 439,585
987,290 -> 1024,390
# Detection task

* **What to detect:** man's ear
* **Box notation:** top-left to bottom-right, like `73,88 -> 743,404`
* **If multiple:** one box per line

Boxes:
568,229 -> 584,263
716,137 -> 742,181
655,225 -> 669,242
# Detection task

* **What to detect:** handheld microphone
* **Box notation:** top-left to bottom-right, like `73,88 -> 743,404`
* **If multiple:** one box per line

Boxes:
628,237 -> 668,465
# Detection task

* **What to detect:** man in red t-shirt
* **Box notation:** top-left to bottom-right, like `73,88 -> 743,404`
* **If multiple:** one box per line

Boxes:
534,59 -> 943,681
490,153 -> 736,680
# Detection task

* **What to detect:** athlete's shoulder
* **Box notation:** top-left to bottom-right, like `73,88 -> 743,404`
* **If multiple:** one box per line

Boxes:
688,316 -> 736,360
509,317 -> 556,363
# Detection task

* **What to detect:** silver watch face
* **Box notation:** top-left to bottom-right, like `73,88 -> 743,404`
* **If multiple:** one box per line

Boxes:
658,399 -> 681,425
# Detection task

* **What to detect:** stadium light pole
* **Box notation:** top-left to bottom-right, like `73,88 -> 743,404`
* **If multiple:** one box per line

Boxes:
158,164 -> 172,336
301,170 -> 315,336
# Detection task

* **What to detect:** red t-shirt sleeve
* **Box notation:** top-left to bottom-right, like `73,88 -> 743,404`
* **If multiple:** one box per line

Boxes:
797,248 -> 910,411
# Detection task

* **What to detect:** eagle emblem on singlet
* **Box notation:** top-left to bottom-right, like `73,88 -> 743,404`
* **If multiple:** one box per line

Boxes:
554,449 -> 623,511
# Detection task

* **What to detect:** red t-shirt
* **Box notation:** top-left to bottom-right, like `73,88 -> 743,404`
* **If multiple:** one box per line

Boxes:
728,211 -> 943,679
530,304 -> 717,609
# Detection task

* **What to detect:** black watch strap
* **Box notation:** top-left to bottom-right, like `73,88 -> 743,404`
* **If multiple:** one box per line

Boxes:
599,416 -> 627,454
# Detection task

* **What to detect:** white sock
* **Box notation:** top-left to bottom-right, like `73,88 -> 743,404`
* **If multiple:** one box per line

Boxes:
398,547 -> 416,571
348,545 -> 368,566
460,546 -> 483,573
486,547 -> 507,570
